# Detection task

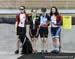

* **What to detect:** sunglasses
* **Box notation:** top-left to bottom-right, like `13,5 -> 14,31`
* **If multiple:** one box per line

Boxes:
20,9 -> 24,10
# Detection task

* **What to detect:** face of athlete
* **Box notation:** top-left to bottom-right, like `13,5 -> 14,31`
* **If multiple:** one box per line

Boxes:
52,8 -> 56,14
19,6 -> 25,13
41,9 -> 46,16
20,9 -> 25,13
42,12 -> 45,15
32,10 -> 37,17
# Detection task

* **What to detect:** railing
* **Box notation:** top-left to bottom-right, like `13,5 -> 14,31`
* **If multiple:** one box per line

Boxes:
0,9 -> 75,14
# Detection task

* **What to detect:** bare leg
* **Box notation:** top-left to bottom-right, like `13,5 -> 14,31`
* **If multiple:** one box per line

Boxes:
17,36 -> 20,49
34,38 -> 38,52
52,37 -> 60,51
41,38 -> 44,51
44,38 -> 48,52
31,38 -> 35,53
15,35 -> 20,54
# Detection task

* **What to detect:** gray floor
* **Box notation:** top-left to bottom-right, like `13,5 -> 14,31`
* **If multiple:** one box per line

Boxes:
0,24 -> 75,59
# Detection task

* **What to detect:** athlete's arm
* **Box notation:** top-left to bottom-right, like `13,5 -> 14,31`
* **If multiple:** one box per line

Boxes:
29,29 -> 33,36
57,15 -> 62,26
15,15 -> 19,32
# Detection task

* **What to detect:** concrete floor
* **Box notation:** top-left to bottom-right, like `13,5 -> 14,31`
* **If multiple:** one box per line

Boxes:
0,24 -> 75,59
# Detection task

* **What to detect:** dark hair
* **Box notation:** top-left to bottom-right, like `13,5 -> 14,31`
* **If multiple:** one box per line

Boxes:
19,6 -> 26,13
19,6 -> 25,9
31,9 -> 36,12
31,9 -> 33,12
41,8 -> 46,12
50,6 -> 59,16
